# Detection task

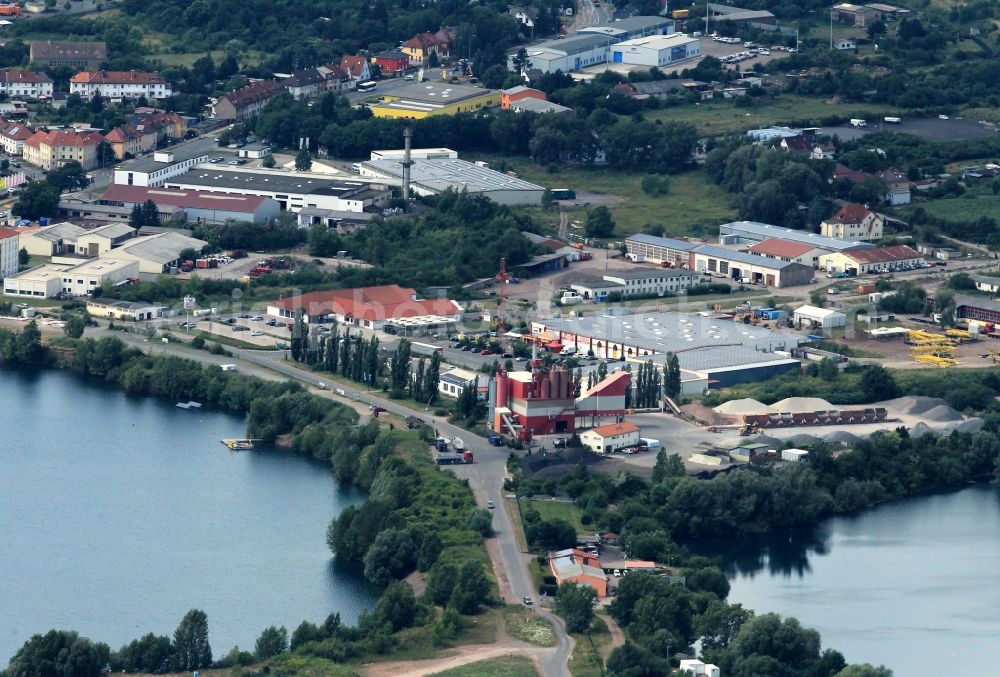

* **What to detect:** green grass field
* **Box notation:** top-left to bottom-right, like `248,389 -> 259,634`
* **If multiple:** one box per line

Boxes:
920,192 -> 1000,222
430,656 -> 539,677
502,606 -> 556,647
645,94 -> 895,137
522,499 -> 587,533
477,155 -> 735,238
566,616 -> 613,677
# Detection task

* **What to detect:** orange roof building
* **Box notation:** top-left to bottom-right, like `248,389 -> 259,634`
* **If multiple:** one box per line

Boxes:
748,238 -> 828,267
265,284 -> 464,330
579,421 -> 641,454
70,71 -> 172,99
23,128 -> 103,170
548,548 -> 608,597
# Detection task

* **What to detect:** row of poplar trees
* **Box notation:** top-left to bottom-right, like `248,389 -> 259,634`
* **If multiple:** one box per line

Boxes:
289,310 -> 441,403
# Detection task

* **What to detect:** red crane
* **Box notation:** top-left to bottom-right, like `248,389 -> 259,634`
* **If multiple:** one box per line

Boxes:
496,257 -> 512,353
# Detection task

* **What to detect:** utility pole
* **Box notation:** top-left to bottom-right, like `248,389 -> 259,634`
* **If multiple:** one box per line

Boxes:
830,10 -> 834,49
496,257 -> 511,353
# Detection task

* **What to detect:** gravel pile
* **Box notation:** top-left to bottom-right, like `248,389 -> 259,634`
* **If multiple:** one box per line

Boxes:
715,398 -> 776,415
922,404 -> 964,422
771,397 -> 835,413
880,396 -> 950,416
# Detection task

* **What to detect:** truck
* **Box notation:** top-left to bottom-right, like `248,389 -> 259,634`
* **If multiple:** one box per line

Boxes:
550,188 -> 576,200
857,283 -> 876,295
434,437 -> 450,452
487,433 -> 504,446
452,436 -> 466,451
850,118 -> 867,128
884,116 -> 902,124
436,450 -> 474,464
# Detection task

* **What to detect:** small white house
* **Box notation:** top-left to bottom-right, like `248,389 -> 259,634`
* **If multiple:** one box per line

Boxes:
439,367 -> 479,398
579,421 -> 640,454
679,659 -> 721,677
793,305 -> 847,330
834,38 -> 856,50
781,448 -> 809,462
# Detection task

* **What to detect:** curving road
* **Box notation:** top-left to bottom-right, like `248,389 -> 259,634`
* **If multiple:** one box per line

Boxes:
92,324 -> 575,676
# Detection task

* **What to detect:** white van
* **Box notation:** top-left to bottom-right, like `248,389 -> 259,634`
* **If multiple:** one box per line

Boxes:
559,346 -> 577,356
220,364 -> 238,372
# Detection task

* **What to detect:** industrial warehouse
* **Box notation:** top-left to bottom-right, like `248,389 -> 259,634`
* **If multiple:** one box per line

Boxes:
366,82 -> 501,119
359,151 -> 545,206
531,310 -> 803,393
164,167 -> 390,213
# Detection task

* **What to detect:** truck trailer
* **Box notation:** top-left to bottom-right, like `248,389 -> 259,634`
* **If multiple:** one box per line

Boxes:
436,450 -> 474,464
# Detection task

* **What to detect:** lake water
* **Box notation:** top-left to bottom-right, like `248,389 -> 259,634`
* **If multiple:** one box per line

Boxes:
0,365 -> 377,666
715,486 -> 1000,676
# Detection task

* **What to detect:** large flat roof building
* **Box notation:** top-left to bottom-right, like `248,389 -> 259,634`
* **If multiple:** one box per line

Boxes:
359,156 -> 544,206
508,34 -> 613,74
100,184 -> 281,225
114,231 -> 208,274
367,82 -> 501,119
164,167 -> 389,213
532,310 -> 802,392
114,147 -> 211,188
577,16 -> 676,41
610,34 -> 700,68
719,221 -> 874,253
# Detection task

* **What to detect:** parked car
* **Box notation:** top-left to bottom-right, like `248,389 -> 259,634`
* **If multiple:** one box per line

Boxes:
486,500 -> 495,509
523,596 -> 533,606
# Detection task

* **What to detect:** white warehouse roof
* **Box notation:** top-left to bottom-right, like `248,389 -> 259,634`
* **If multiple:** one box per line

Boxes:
794,305 -> 846,319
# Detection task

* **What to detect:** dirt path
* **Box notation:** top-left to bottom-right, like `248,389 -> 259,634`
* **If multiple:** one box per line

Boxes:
485,536 -> 516,604
598,612 -> 625,649
364,643 -> 546,677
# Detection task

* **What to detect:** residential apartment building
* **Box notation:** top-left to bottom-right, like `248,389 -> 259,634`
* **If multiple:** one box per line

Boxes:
70,71 -> 173,100
317,63 -> 355,93
0,69 -> 53,99
104,124 -> 155,159
211,80 -> 284,120
29,40 -> 107,69
820,203 -> 884,241
282,68 -> 327,100
0,227 -> 19,280
22,128 -> 104,170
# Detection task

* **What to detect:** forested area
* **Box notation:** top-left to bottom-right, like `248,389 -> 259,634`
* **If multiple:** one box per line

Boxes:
0,323 -> 497,673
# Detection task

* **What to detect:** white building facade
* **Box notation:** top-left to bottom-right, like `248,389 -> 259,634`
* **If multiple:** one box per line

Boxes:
0,227 -> 19,279
611,35 -> 700,67
70,71 -> 173,100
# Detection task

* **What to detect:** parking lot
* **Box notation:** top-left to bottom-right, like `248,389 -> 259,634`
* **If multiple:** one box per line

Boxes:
698,36 -> 791,71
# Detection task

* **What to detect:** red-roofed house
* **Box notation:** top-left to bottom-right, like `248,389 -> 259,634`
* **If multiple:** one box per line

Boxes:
265,284 -> 463,329
820,244 -> 922,275
0,119 -> 34,156
0,226 -> 19,279
339,56 -> 371,82
748,238 -> 828,268
23,128 -> 103,169
0,69 -> 53,99
401,28 -> 455,65
832,162 -> 871,185
211,80 -> 284,120
820,203 -> 884,242
579,421 -> 640,454
70,71 -> 172,99
317,63 -> 354,93
104,124 -> 157,159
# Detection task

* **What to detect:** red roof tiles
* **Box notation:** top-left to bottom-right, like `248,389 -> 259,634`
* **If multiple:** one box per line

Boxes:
748,238 -> 817,259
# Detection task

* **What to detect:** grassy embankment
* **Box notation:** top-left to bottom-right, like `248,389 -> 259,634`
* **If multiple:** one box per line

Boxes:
430,656 -> 540,677
475,154 -> 735,239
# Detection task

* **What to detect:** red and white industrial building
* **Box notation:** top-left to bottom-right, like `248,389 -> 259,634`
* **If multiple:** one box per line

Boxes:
266,284 -> 463,332
491,365 -> 630,438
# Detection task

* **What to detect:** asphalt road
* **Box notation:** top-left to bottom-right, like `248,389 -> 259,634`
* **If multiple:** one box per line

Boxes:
91,323 -> 575,676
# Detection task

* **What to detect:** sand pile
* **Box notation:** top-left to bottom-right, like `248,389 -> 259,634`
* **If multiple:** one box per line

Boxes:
715,398 -> 776,415
951,419 -> 984,434
921,404 -> 964,423
772,397 -> 835,413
